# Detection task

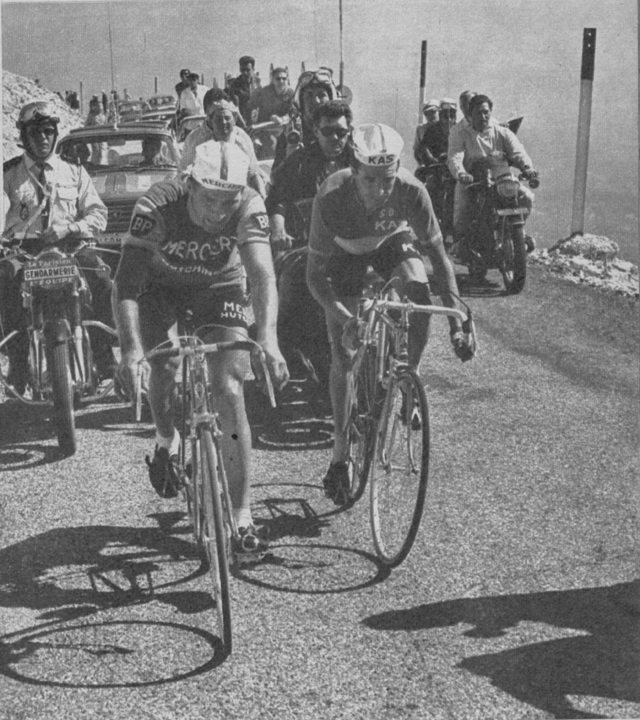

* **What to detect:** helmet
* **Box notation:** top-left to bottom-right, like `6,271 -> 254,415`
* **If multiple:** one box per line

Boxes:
352,123 -> 404,167
293,68 -> 338,110
16,101 -> 60,130
189,140 -> 249,193
17,101 -> 60,160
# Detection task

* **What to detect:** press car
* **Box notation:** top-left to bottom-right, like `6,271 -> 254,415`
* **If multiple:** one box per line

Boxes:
56,124 -> 180,272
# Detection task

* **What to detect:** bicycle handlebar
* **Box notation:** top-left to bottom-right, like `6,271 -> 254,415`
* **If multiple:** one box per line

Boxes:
360,297 -> 478,357
135,337 -> 276,421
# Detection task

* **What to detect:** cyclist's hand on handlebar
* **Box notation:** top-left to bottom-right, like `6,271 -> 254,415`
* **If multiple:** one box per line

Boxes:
457,172 -> 474,186
341,317 -> 366,352
116,351 -> 149,403
450,329 -> 475,362
257,341 -> 290,392
522,167 -> 539,181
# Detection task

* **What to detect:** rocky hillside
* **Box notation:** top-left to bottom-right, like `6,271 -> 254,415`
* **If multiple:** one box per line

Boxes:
3,70 -> 82,160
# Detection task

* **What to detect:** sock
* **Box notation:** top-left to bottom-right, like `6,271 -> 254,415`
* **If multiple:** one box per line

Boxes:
233,507 -> 253,529
156,429 -> 180,456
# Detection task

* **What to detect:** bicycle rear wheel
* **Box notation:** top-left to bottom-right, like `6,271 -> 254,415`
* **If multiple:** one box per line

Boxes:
199,427 -> 232,655
370,367 -> 430,567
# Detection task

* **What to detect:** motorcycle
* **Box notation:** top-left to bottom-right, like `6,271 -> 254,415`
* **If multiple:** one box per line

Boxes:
457,156 -> 539,295
0,237 -> 119,455
415,159 -> 455,242
273,198 -> 331,397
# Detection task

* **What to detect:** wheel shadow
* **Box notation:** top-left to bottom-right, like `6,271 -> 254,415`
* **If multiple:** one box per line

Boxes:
362,581 -> 640,718
0,511 -> 229,686
245,378 -> 333,451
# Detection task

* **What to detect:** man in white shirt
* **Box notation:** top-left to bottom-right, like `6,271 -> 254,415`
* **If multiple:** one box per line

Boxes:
177,73 -> 209,117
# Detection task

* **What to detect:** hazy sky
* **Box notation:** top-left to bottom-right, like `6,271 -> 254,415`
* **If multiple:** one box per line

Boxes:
2,0 -> 638,257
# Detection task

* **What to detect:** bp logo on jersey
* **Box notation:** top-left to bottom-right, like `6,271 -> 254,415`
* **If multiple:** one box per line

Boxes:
130,214 -> 156,237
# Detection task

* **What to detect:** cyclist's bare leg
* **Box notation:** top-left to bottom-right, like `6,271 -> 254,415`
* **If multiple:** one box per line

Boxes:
325,296 -> 359,464
146,322 -> 181,441
205,329 -> 252,518
390,257 -> 432,370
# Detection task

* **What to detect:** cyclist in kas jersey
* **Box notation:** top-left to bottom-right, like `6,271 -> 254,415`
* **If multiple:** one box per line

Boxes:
113,140 -> 289,558
306,122 -> 473,505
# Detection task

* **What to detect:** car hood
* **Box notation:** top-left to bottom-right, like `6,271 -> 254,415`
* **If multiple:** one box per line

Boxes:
90,168 -> 177,201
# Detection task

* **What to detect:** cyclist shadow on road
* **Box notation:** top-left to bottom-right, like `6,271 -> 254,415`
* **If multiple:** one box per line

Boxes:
0,512 -> 211,624
244,378 -> 333,452
362,581 -> 640,718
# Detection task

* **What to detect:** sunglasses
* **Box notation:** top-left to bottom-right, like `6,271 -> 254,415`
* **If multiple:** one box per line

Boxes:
318,126 -> 350,138
274,76 -> 288,82
29,126 -> 56,137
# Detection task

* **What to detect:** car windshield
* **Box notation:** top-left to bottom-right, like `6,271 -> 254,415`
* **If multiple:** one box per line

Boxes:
119,102 -> 143,114
59,133 -> 180,170
177,117 -> 205,143
149,96 -> 174,107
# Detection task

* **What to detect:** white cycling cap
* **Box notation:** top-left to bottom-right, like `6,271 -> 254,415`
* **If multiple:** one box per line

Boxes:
190,140 -> 249,193
352,123 -> 404,166
423,99 -> 440,112
439,97 -> 458,109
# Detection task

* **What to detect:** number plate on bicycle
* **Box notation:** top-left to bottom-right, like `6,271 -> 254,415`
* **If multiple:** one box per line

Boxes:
24,257 -> 79,287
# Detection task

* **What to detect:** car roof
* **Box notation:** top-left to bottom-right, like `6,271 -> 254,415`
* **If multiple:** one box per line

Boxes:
61,124 -> 175,139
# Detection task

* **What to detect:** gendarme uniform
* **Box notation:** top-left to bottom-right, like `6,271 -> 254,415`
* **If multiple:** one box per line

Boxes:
3,153 -> 107,242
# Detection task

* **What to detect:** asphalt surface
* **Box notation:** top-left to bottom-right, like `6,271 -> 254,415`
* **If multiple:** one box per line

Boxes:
0,264 -> 638,720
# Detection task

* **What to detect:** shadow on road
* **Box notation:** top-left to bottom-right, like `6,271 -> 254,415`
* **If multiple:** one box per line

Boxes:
245,378 -> 333,451
362,581 -> 640,719
0,511 -> 230,686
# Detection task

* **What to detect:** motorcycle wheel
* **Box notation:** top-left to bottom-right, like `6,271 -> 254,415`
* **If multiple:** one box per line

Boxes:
501,224 -> 527,295
49,341 -> 77,456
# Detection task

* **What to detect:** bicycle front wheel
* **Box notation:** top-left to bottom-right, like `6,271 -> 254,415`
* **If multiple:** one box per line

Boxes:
199,427 -> 232,655
370,368 -> 430,567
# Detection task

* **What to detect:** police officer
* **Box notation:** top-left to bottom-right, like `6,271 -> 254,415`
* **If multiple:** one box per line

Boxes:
1,101 -> 112,393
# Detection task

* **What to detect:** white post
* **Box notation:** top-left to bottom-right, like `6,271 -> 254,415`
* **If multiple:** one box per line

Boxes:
570,28 -> 596,236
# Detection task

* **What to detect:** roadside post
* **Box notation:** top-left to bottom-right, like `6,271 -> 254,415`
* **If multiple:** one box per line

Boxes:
154,77 -> 158,94
570,28 -> 596,235
79,82 -> 83,114
417,40 -> 427,124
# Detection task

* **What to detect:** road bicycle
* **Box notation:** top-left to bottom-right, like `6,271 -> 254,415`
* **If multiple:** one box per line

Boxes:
136,321 -> 276,656
345,283 -> 477,567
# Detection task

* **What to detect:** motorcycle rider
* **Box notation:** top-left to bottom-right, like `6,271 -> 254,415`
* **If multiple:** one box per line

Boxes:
413,99 -> 440,165
272,68 -> 340,171
1,101 -> 112,394
448,94 -> 538,259
113,140 -> 289,559
266,99 -> 353,251
306,123 -> 473,505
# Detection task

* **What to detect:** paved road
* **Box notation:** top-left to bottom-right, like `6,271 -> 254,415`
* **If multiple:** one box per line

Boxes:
0,265 -> 638,720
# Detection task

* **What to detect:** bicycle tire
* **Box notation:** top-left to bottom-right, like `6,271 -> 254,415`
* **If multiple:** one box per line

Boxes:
49,341 -> 77,456
199,426 -> 232,655
370,367 -> 430,567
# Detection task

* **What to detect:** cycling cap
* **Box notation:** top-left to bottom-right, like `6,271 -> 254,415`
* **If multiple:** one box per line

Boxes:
439,97 -> 458,110
423,99 -> 439,112
190,140 -> 249,193
17,101 -> 60,129
352,123 -> 404,166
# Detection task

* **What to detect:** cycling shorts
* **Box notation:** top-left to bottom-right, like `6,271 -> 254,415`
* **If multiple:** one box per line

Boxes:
138,282 -> 249,351
326,231 -> 422,297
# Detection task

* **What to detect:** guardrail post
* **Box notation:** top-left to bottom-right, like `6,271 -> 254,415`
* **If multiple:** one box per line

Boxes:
570,28 -> 596,236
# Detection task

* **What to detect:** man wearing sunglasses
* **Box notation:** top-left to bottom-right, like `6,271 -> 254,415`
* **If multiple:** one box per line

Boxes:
272,68 -> 340,171
1,101 -> 112,394
266,100 -> 353,251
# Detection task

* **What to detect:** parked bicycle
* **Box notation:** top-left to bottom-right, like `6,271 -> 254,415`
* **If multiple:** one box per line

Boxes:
345,282 -> 477,567
136,320 -> 276,656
